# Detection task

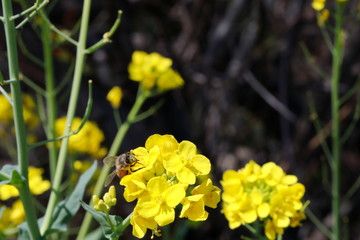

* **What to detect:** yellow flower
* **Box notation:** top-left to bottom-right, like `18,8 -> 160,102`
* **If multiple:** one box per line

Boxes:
265,219 -> 284,240
130,205 -> 158,238
136,176 -> 185,226
317,9 -> 330,27
22,94 -> 39,130
55,117 -> 107,158
0,167 -> 50,200
179,195 -> 208,221
0,94 -> 13,124
0,184 -> 19,200
163,140 -> 211,184
190,178 -> 221,209
118,134 -> 220,238
0,200 -> 25,232
157,69 -> 184,91
312,0 -> 326,11
221,160 -> 307,239
0,93 -> 39,131
28,167 -> 51,195
128,51 -> 184,91
106,86 -> 123,108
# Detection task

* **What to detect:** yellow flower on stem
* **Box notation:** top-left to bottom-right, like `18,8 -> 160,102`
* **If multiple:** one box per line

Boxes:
117,134 -> 220,238
317,9 -> 330,27
128,51 -> 184,92
221,160 -> 307,239
106,86 -> 123,108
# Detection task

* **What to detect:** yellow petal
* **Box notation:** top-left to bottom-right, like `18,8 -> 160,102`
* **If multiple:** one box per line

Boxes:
178,140 -> 197,157
191,155 -> 211,175
257,202 -> 270,218
163,153 -> 183,172
147,176 -> 169,197
177,167 -> 196,184
274,215 -> 290,228
241,210 -> 257,223
137,201 -> 160,218
164,184 -> 186,207
154,206 -> 175,226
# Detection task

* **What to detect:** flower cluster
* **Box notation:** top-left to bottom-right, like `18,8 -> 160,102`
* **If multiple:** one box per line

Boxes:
128,51 -> 184,92
54,117 -> 107,159
221,160 -> 307,240
119,134 -> 220,238
0,167 -> 50,235
93,185 -> 117,213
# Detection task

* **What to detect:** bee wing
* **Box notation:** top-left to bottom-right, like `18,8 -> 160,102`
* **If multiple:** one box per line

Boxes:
103,156 -> 118,167
104,170 -> 118,187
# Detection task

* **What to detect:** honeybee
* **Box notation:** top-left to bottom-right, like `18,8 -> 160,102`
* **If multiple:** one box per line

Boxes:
103,152 -> 140,187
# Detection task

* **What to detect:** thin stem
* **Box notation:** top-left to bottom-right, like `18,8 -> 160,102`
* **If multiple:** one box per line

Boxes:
339,77 -> 360,105
85,10 -> 122,54
29,80 -> 93,149
76,89 -> 149,240
118,212 -> 132,234
0,86 -> 13,105
330,2 -> 345,240
2,0 -> 41,239
17,33 -> 44,67
112,107 -> 122,129
341,93 -> 360,144
306,208 -> 333,239
345,174 -> 360,199
20,74 -> 46,96
307,92 -> 333,169
133,99 -> 164,123
10,3 -> 37,21
40,0 -> 93,235
39,11 -> 78,46
106,212 -> 115,232
41,12 -> 58,181
15,0 -> 49,29
300,42 -> 329,81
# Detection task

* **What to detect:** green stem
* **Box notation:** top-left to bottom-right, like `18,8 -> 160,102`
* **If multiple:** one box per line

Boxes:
1,0 -> 41,239
40,10 -> 58,181
40,0 -> 92,235
331,2 -> 345,240
306,208 -> 333,239
76,89 -> 149,240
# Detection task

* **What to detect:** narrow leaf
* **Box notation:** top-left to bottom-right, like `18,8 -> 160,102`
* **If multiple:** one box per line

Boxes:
46,161 -> 98,234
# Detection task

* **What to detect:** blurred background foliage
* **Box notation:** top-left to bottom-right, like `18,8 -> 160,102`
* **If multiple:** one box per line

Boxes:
1,0 -> 360,239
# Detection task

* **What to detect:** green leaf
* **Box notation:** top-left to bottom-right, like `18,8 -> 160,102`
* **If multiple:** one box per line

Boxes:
85,227 -> 107,240
47,161 -> 98,234
0,164 -> 20,185
80,200 -> 124,239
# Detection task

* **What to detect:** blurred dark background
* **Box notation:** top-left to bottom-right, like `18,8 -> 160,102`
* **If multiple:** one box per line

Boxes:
1,0 -> 360,239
